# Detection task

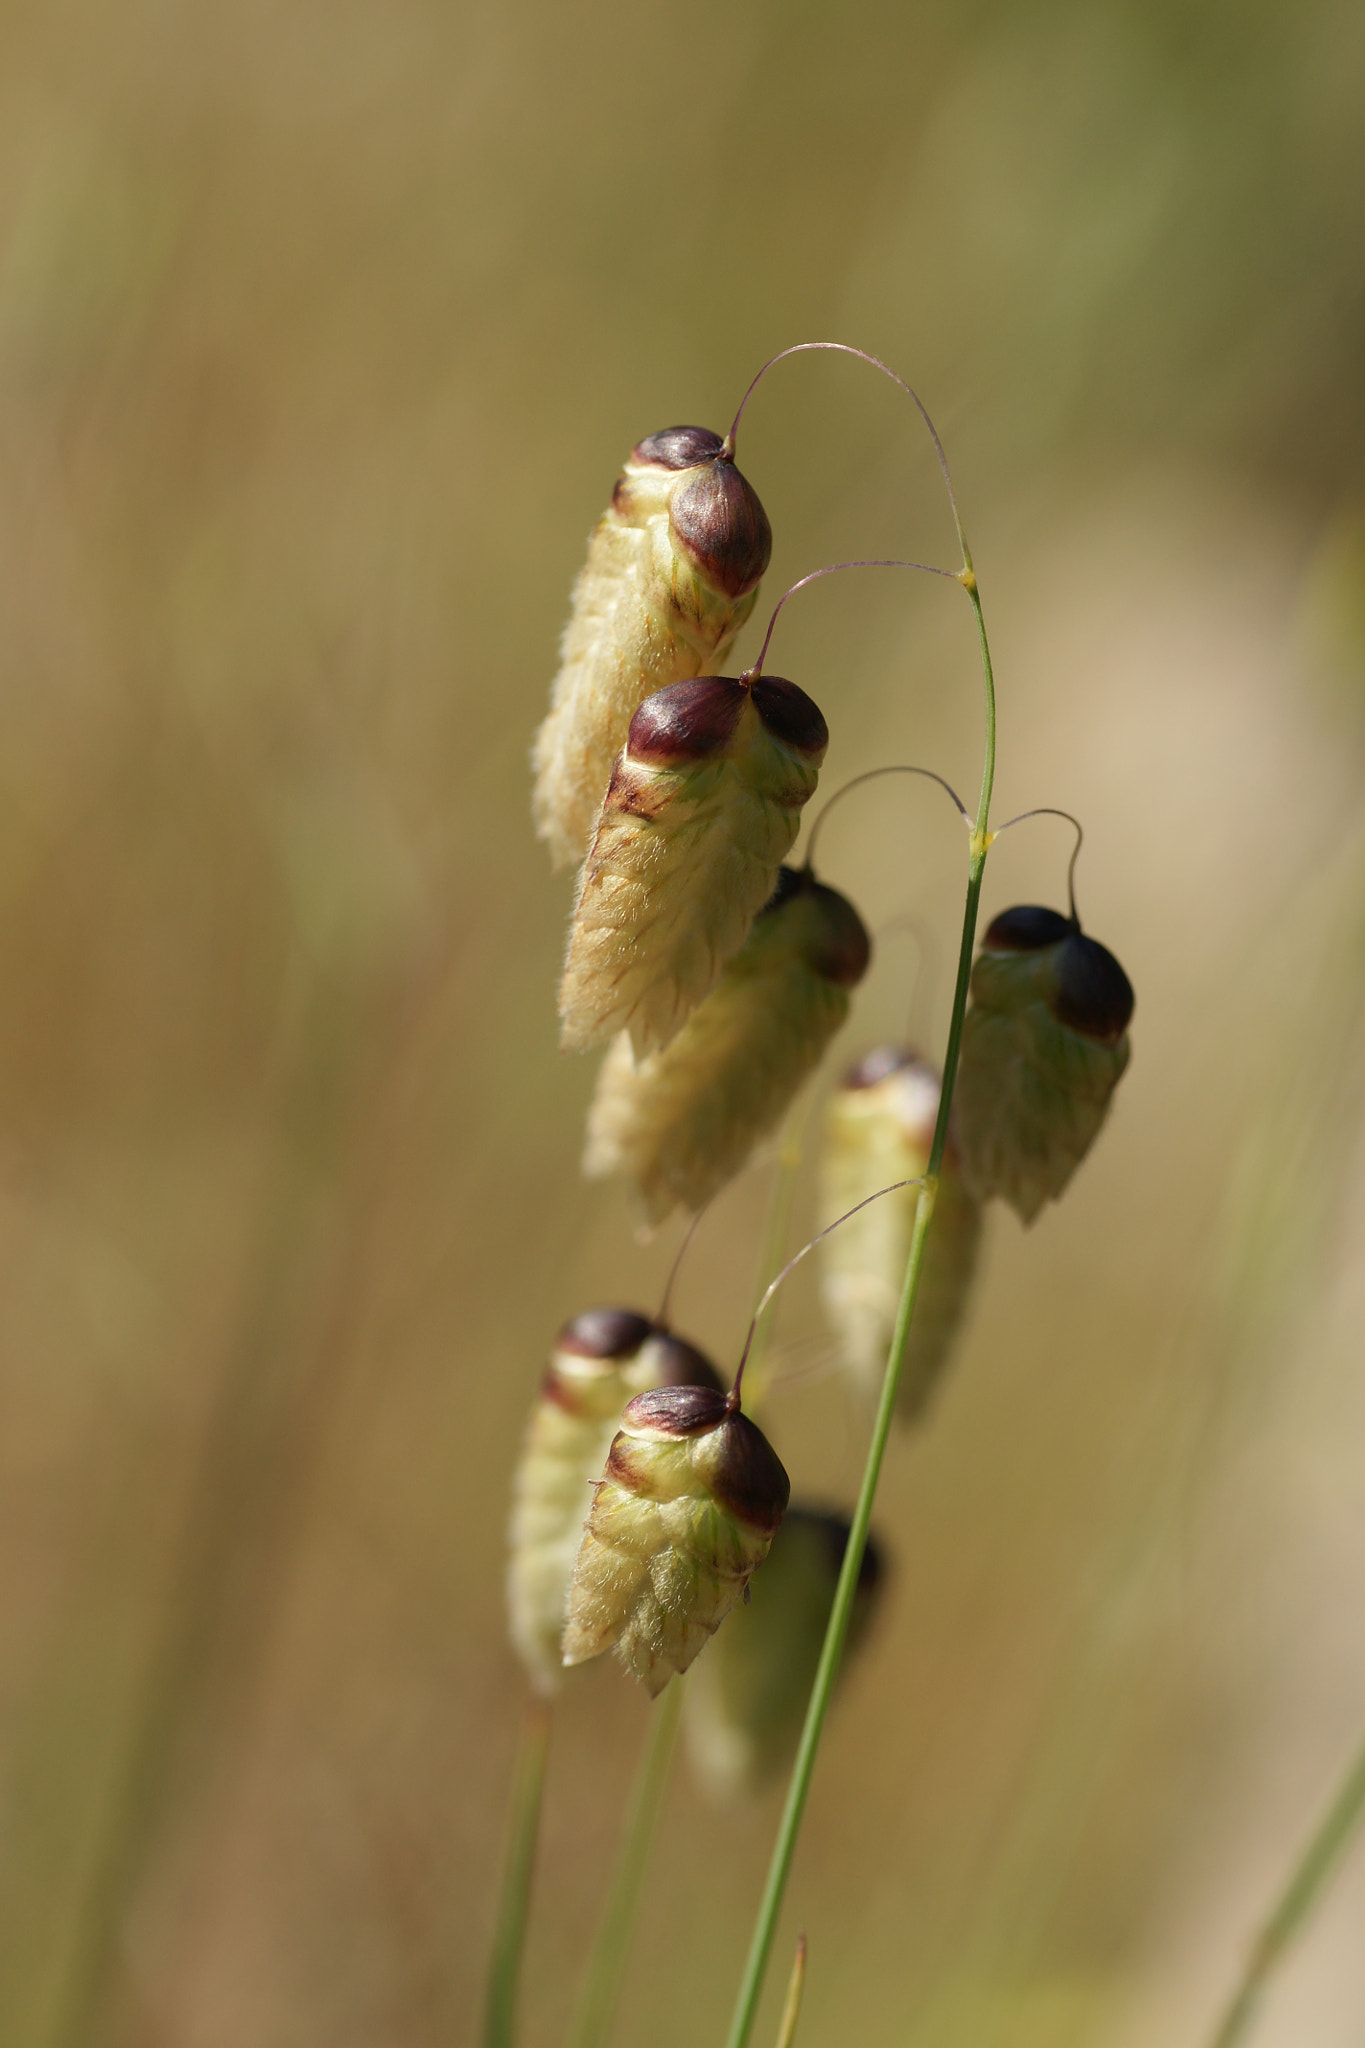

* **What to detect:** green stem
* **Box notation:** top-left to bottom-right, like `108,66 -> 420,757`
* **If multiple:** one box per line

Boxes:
1205,1728 -> 1365,2048
722,566 -> 996,2048
484,1696 -> 553,2048
566,1679 -> 686,2048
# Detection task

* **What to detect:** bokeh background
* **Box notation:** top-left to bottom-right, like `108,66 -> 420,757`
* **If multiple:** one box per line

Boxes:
2,0 -> 1364,2043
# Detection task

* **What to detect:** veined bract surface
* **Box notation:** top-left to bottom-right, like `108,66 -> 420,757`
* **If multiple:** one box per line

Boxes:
532,426 -> 772,870
558,673 -> 828,1056
507,1308 -> 722,1694
683,1505 -> 883,1799
582,866 -> 871,1227
561,1384 -> 790,1697
819,1046 -> 983,1422
953,906 -> 1135,1224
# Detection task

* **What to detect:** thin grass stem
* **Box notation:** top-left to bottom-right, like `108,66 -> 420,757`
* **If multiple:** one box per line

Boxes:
1204,1728 -> 1365,2048
721,558 -> 996,2048
565,1678 -> 686,2048
483,1697 -> 554,2048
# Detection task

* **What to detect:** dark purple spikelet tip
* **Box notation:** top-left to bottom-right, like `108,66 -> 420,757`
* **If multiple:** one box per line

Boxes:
1051,931 -> 1135,1044
633,425 -> 726,470
708,1412 -> 791,1533
623,1383 -> 731,1437
641,1332 -> 725,1394
842,1043 -> 929,1091
670,461 -> 773,599
804,881 -> 872,989
984,904 -> 1074,953
627,677 -> 746,767
557,1307 -> 654,1360
749,675 -> 828,758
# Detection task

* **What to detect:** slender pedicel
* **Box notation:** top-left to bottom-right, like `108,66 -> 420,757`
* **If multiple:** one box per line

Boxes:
988,805 -> 1085,923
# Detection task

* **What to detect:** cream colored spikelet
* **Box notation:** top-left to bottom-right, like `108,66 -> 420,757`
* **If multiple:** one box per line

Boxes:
532,427 -> 772,870
507,1309 -> 722,1695
562,1384 -> 790,1697
583,867 -> 871,1227
559,673 -> 828,1056
683,1507 -> 884,1799
953,906 -> 1135,1224
820,1048 -> 982,1421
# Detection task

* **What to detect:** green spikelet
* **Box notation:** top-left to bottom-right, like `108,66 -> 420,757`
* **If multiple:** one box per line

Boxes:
507,1310 -> 722,1694
819,1047 -> 983,1421
559,675 -> 828,1056
532,428 -> 772,870
582,867 -> 871,1227
953,906 -> 1135,1224
561,1385 -> 790,1698
683,1506 -> 883,1798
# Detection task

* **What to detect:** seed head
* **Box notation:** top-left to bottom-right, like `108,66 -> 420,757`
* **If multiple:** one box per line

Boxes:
953,906 -> 1135,1222
582,867 -> 871,1226
558,676 -> 828,1057
507,1310 -> 723,1693
819,1047 -> 982,1420
561,1385 -> 791,1697
532,428 -> 772,869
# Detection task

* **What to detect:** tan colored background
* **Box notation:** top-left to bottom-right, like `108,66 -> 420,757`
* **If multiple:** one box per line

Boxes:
1,0 -> 1364,2043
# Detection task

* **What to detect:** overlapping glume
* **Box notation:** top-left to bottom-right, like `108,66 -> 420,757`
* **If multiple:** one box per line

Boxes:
819,1047 -> 982,1422
562,1384 -> 790,1697
559,673 -> 828,1056
953,906 -> 1135,1223
507,1308 -> 722,1694
532,427 -> 772,871
583,866 -> 871,1227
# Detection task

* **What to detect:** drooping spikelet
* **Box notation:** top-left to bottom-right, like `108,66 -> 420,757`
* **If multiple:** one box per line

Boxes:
559,674 -> 828,1055
562,1384 -> 790,1697
683,1505 -> 883,1799
953,906 -> 1135,1224
819,1047 -> 982,1422
583,867 -> 871,1227
532,427 -> 772,870
507,1308 -> 722,1694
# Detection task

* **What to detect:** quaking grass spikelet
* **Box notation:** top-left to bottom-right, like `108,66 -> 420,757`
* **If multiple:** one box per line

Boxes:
562,1384 -> 790,1697
819,1046 -> 982,1421
508,1308 -> 722,1694
583,866 -> 871,1226
532,427 -> 772,870
559,673 -> 828,1055
683,1506 -> 883,1798
953,906 -> 1135,1223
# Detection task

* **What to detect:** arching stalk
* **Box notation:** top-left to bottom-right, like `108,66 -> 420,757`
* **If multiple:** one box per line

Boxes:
722,564 -> 995,2048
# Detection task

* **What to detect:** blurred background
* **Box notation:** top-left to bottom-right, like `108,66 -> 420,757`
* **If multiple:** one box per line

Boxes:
1,0 -> 1364,2043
